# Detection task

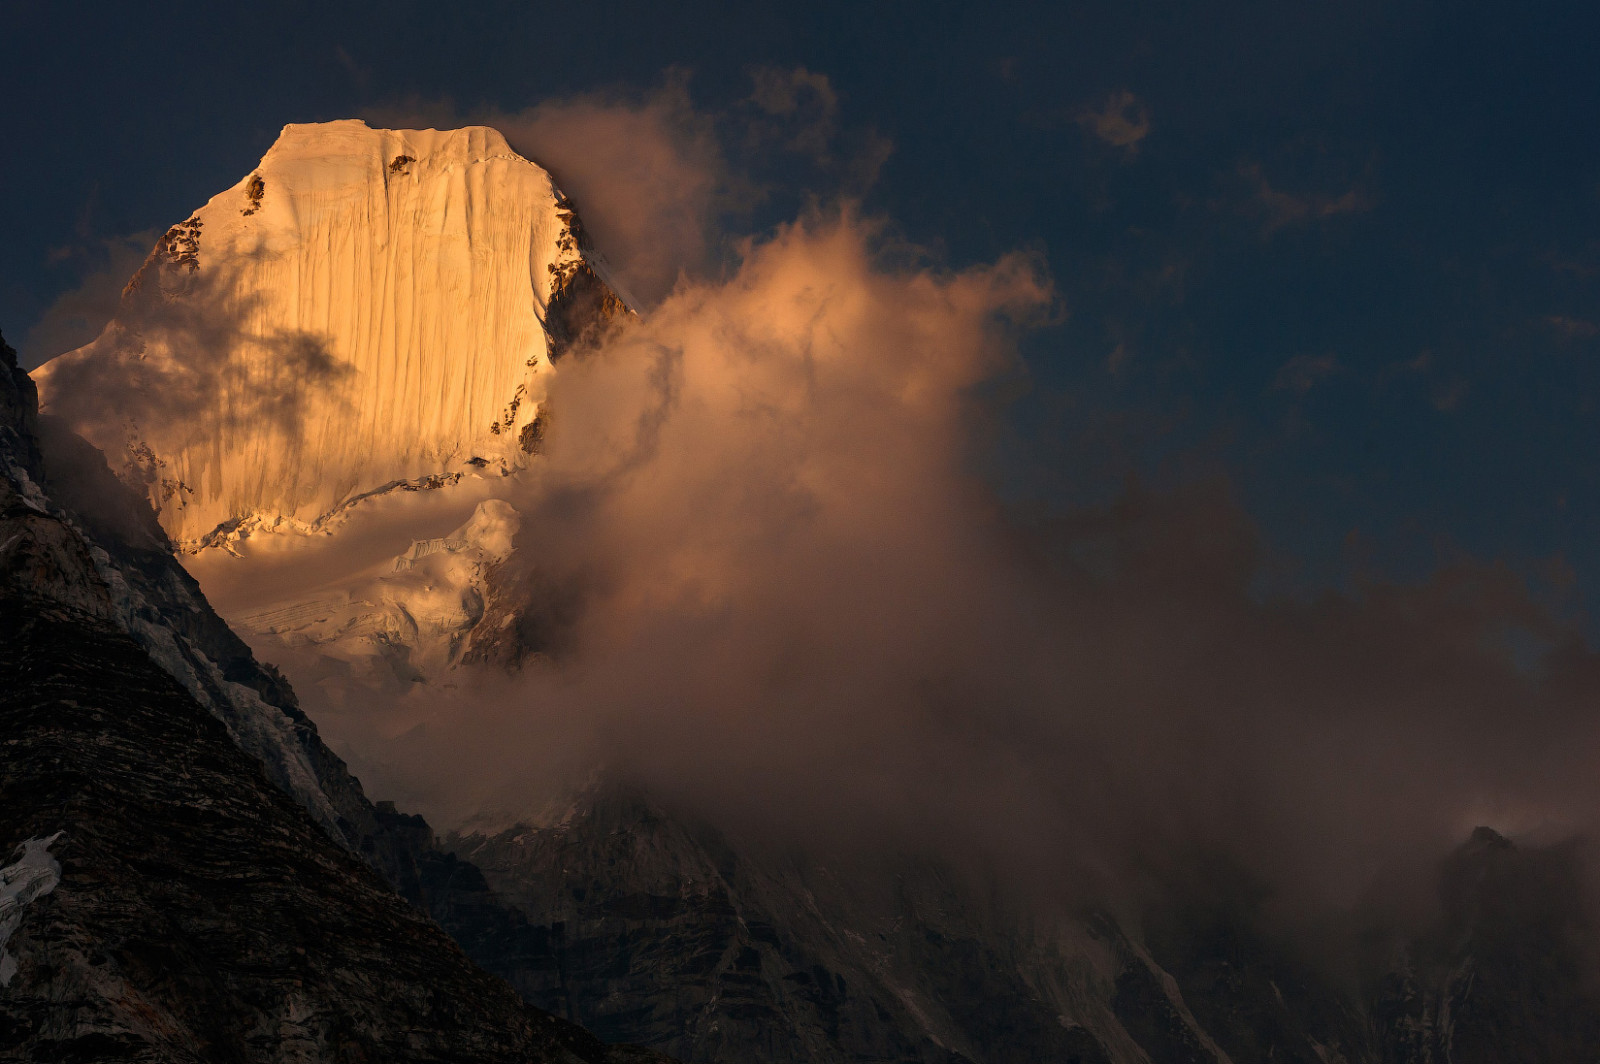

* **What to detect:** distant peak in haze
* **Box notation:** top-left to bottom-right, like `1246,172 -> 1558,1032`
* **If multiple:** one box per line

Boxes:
36,119 -> 630,550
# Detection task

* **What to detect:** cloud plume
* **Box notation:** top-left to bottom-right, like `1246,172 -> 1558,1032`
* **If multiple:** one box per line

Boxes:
284,205 -> 1600,924
87,81 -> 1583,929
367,68 -> 889,308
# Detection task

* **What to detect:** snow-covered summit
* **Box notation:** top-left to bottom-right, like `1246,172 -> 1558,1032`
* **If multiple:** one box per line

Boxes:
37,119 -> 627,549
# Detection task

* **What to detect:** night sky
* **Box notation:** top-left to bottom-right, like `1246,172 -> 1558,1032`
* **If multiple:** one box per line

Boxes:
6,1 -> 1600,625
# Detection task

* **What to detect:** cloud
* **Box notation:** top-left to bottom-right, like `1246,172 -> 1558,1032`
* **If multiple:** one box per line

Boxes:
748,65 -> 840,160
1545,315 -> 1599,341
20,231 -> 156,368
742,66 -> 892,198
1273,353 -> 1341,394
482,77 -> 727,307
263,206 -> 1600,926
1431,376 -> 1468,411
37,235 -> 352,490
1107,341 -> 1131,374
1078,91 -> 1151,153
1240,162 -> 1373,234
332,44 -> 372,93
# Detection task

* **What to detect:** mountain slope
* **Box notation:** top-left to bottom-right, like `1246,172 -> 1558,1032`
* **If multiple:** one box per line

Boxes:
0,331 -> 663,1063
1366,827 -> 1600,1063
0,610 -> 601,1063
441,790 -> 1279,1064
439,790 -> 1600,1064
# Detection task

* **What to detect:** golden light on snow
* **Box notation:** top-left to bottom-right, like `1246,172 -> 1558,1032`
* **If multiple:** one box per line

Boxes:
37,120 -> 624,549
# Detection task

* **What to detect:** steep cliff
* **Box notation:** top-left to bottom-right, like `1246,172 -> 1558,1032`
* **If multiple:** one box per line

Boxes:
36,120 -> 628,550
0,330 -> 664,1063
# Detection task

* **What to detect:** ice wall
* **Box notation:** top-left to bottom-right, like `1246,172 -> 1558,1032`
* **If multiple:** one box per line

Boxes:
38,120 -> 605,548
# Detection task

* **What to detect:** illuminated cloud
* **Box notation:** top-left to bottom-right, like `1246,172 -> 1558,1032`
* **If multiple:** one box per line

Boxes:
482,77 -> 726,307
277,206 -> 1600,919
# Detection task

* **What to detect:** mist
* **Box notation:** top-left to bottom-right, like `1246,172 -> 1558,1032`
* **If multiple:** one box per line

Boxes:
40,253 -> 351,475
265,203 -> 1600,922
113,74 -> 1599,924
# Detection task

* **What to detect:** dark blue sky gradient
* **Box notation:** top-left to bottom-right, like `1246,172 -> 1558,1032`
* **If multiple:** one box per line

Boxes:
5,1 -> 1600,619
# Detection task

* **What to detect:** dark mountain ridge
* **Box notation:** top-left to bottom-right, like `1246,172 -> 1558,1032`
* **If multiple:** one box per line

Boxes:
438,793 -> 1600,1064
0,329 -> 667,1063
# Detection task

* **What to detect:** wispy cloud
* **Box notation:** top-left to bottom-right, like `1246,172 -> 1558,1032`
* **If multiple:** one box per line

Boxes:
1544,315 -> 1599,341
21,231 -> 157,367
38,248 -> 353,483
1240,162 -> 1372,234
1077,91 -> 1151,153
1431,377 -> 1468,411
1273,353 -> 1341,394
748,65 -> 839,159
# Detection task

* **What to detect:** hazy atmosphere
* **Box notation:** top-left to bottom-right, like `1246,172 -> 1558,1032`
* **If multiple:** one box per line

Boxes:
11,0 -> 1600,968
9,4 -> 1600,1062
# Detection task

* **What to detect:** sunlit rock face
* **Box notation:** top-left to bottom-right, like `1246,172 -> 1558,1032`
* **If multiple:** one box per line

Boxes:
37,119 -> 625,550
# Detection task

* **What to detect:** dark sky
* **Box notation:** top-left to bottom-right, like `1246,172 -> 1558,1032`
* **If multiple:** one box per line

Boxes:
5,0 -> 1600,621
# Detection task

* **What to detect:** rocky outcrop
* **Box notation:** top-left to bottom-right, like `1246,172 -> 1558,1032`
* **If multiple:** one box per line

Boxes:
545,263 -> 629,362
0,610 -> 628,1063
1366,827 -> 1600,1063
0,334 -> 41,480
543,193 -> 629,362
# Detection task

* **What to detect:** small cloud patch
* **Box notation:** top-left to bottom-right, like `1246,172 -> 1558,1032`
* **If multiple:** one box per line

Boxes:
1544,315 -> 1598,341
1274,353 -> 1341,395
1240,163 -> 1372,234
1078,91 -> 1150,153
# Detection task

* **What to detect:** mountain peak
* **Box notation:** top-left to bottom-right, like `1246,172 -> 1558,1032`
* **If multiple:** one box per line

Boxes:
1466,825 -> 1514,850
36,120 -> 628,550
263,119 -> 521,170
